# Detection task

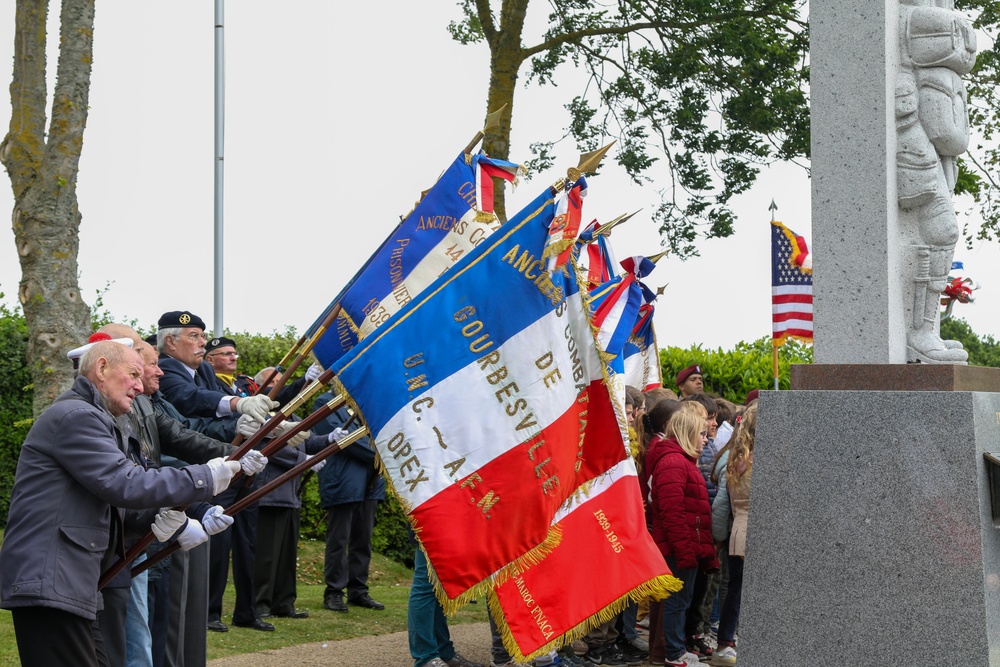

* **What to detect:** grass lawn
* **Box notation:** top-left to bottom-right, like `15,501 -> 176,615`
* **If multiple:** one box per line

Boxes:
0,537 -> 488,663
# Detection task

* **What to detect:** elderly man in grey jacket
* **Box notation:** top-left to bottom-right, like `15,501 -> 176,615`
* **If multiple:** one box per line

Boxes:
0,342 -> 241,667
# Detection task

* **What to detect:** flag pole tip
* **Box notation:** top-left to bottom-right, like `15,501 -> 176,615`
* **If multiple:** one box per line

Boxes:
577,142 -> 615,175
769,199 -> 778,212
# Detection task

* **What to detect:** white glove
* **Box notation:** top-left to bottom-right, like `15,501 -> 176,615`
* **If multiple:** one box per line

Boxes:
175,519 -> 209,551
273,420 -> 311,447
151,509 -> 188,542
200,505 -> 234,536
327,426 -> 349,444
240,449 -> 268,476
236,395 -> 279,422
306,455 -> 326,473
304,362 -> 323,382
236,413 -> 264,438
206,457 -> 243,495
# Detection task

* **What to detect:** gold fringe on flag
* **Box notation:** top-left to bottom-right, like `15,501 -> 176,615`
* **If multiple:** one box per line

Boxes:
429,525 -> 565,617
490,573 -> 683,663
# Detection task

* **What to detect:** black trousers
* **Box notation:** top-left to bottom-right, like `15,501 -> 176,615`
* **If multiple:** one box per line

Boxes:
254,506 -> 301,615
323,500 -> 377,599
208,485 -> 261,625
97,585 -> 129,667
12,606 -> 100,667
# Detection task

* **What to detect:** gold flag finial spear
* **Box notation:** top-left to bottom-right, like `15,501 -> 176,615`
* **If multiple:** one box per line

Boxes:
656,283 -> 669,297
597,209 -> 642,237
555,141 -> 616,193
464,105 -> 508,155
577,142 -> 615,175
648,249 -> 669,264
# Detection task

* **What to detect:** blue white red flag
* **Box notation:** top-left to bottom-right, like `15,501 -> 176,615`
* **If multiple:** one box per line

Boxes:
311,152 -> 523,368
328,184 -> 628,606
542,177 -> 588,270
622,304 -> 662,390
576,225 -> 617,289
589,275 -> 644,376
771,220 -> 813,346
490,460 -> 679,660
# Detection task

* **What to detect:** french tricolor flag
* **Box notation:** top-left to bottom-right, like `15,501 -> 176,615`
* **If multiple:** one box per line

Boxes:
329,186 -> 628,605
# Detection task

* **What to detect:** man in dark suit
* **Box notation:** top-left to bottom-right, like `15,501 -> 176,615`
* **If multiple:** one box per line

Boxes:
156,311 -> 278,633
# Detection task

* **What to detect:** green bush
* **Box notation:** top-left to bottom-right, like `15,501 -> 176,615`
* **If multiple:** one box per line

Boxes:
0,302 -> 31,526
659,336 -> 813,403
940,318 -> 1000,367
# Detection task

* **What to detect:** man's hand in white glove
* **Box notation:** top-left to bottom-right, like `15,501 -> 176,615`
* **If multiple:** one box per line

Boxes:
206,457 -> 243,495
236,414 -> 264,438
304,362 -> 323,382
152,509 -> 188,542
236,395 -> 279,422
327,427 -> 349,444
200,505 -> 234,536
306,455 -> 327,473
240,449 -> 268,476
273,420 -> 311,448
175,519 -> 209,551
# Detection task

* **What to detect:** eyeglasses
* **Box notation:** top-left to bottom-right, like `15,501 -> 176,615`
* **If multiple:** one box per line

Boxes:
208,351 -> 239,359
177,332 -> 207,342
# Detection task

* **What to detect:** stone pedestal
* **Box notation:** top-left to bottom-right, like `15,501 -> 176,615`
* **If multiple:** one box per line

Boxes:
741,389 -> 1000,666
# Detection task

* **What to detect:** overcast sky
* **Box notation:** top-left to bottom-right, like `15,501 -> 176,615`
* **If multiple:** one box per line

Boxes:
1,3 -> 998,359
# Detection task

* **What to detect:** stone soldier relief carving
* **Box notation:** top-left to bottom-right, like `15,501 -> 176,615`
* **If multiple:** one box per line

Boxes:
897,0 -> 976,363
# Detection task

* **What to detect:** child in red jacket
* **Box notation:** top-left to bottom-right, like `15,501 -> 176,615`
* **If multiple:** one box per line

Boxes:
647,407 -> 720,667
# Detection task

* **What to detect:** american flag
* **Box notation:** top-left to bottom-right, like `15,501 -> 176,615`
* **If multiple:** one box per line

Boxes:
771,220 -> 813,345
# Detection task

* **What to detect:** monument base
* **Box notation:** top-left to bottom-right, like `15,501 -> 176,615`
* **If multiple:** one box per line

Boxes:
792,363 -> 1000,392
742,389 -> 1000,666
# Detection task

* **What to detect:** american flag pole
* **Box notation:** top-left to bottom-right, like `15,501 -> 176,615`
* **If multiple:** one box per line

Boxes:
770,200 -> 780,391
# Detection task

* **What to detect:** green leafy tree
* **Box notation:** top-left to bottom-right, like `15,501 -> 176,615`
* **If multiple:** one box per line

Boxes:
955,0 -> 1000,245
660,336 -> 813,403
449,0 -> 809,255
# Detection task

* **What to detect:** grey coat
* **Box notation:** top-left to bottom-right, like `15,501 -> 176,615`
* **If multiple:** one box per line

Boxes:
0,376 -> 217,620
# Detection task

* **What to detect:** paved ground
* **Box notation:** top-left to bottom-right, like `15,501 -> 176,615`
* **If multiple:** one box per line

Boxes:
207,621 -> 492,667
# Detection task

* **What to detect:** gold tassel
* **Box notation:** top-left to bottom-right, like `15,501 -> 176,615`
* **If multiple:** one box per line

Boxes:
492,574 -> 683,662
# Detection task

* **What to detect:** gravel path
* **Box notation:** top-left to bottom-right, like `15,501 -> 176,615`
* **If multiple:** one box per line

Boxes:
207,621 -> 492,667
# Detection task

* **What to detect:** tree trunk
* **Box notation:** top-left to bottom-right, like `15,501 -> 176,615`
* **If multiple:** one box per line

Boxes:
482,0 -> 529,222
2,0 -> 94,416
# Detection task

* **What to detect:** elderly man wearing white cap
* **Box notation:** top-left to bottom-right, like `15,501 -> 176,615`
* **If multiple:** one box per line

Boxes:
0,341 -> 242,667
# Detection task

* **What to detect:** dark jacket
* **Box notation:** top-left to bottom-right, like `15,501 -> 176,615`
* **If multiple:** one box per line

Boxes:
158,354 -> 232,419
646,434 -> 719,572
312,397 -> 384,507
150,390 -> 237,442
0,376 -> 216,619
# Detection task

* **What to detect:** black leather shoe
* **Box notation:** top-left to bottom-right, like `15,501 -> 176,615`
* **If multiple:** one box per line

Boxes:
323,595 -> 348,612
207,619 -> 228,632
232,618 -> 275,631
274,609 -> 309,619
348,594 -> 385,610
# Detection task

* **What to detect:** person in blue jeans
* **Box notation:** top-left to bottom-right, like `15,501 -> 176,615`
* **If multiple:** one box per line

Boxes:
408,544 -> 482,667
